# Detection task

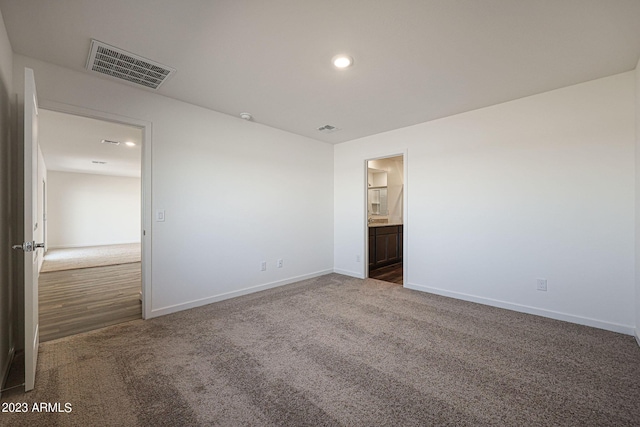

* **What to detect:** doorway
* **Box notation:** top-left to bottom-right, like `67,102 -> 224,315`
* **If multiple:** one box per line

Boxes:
366,155 -> 404,285
36,107 -> 146,341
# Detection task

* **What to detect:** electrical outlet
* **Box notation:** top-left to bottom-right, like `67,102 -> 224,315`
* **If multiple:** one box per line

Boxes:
277,259 -> 283,268
260,261 -> 267,271
536,278 -> 547,291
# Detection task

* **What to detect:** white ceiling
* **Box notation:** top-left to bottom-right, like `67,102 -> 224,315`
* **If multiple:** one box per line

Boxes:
2,1 -> 640,144
39,109 -> 142,178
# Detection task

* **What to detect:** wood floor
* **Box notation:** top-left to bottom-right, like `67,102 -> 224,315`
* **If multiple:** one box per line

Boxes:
39,262 -> 142,342
369,262 -> 403,285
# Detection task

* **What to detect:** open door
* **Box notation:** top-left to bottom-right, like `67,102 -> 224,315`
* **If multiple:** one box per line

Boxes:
12,68 -> 42,391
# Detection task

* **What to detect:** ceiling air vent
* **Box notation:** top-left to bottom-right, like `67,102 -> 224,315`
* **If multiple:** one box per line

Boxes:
86,40 -> 176,89
101,139 -> 120,145
317,124 -> 340,134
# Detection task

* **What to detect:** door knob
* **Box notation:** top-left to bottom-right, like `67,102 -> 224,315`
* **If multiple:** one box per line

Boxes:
11,241 -> 44,252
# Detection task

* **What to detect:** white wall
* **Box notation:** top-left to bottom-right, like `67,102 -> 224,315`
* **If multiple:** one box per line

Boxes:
46,171 -> 140,248
0,7 -> 13,392
13,54 -> 334,317
335,72 -> 636,335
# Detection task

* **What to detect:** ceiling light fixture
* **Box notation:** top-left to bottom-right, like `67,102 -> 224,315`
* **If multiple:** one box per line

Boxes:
125,141 -> 136,147
240,112 -> 252,121
332,55 -> 353,69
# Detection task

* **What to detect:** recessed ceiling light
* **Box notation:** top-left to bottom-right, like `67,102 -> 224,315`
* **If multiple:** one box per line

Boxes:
125,141 -> 136,147
332,55 -> 353,69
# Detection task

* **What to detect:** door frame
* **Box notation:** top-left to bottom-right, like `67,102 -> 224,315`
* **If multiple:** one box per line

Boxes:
364,150 -> 408,285
39,100 -> 153,319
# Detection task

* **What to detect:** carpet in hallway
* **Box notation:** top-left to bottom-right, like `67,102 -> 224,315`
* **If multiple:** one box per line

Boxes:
41,243 -> 141,272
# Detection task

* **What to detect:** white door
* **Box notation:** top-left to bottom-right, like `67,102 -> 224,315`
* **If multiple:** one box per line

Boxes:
20,68 -> 41,391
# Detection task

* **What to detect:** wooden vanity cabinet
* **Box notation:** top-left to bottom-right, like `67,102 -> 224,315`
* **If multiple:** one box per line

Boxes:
369,225 -> 403,270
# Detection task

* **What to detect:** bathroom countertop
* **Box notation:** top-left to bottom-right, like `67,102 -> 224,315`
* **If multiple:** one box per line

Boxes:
368,222 -> 403,228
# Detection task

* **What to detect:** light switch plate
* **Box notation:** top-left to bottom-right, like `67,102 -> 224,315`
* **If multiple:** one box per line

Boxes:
156,210 -> 165,222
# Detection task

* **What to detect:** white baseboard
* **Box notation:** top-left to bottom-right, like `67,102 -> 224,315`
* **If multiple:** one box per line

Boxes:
635,330 -> 640,348
0,346 -> 15,397
149,269 -> 334,318
405,282 -> 635,336
49,241 -> 141,249
333,268 -> 365,279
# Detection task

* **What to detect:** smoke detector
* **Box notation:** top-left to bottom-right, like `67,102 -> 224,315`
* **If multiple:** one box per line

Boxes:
240,112 -> 252,121
86,40 -> 176,89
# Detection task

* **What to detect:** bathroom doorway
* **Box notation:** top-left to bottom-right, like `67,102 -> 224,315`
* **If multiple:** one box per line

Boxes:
366,155 -> 404,285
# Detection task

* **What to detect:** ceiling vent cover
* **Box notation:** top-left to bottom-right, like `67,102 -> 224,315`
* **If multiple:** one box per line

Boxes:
101,139 -> 120,145
86,40 -> 176,89
317,124 -> 340,133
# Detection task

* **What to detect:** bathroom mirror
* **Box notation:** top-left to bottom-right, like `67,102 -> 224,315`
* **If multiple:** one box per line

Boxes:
368,167 -> 389,216
368,188 -> 388,215
368,188 -> 389,215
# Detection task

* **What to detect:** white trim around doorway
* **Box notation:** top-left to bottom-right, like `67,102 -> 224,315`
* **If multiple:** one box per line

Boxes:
364,149 -> 408,286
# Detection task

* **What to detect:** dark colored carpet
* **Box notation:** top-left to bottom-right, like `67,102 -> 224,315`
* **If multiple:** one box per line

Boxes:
2,273 -> 639,426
